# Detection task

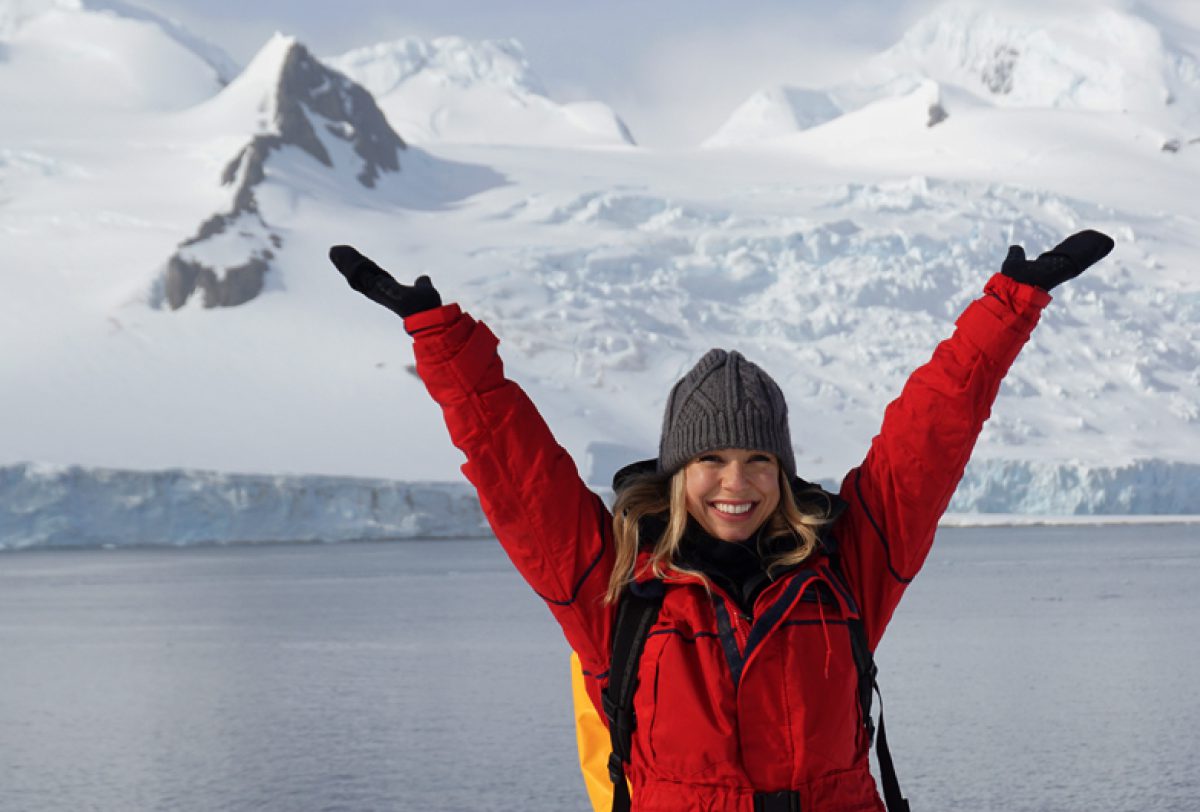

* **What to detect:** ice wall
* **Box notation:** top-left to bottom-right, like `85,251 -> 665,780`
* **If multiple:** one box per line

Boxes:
950,458 -> 1200,515
0,463 -> 490,549
2,460 -> 1198,550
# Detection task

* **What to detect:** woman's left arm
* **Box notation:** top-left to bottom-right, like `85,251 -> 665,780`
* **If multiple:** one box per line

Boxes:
835,231 -> 1114,647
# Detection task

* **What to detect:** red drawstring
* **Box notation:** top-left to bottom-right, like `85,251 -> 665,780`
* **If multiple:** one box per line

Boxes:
818,595 -> 833,678
793,574 -> 835,678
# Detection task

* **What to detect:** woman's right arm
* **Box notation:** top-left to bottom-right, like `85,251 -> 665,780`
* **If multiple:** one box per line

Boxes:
327,246 -> 614,676
406,303 -> 616,675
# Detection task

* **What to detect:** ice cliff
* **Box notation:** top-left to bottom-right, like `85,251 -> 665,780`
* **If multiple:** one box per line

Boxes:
3,460 -> 1198,550
0,463 -> 489,549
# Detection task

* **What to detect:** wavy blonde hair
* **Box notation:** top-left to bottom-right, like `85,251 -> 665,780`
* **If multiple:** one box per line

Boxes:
605,464 -> 830,604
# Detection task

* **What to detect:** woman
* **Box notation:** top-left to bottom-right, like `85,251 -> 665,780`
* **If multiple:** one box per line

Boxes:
328,230 -> 1113,812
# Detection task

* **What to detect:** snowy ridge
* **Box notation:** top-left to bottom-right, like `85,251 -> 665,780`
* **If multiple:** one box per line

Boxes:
709,2 -> 1200,147
1,0 -> 236,80
0,463 -> 489,549
862,3 -> 1200,118
326,36 -> 635,147
0,0 -> 234,109
82,0 -> 239,83
327,36 -> 547,96
4,458 -> 1198,549
703,87 -> 844,147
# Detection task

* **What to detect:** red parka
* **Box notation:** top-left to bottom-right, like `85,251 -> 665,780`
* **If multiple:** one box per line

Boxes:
405,273 -> 1050,811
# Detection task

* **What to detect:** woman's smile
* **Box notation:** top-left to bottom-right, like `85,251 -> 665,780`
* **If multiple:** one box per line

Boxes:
684,449 -> 781,541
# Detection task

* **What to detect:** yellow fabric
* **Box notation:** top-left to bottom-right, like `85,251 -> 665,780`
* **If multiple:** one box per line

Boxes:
571,650 -> 628,811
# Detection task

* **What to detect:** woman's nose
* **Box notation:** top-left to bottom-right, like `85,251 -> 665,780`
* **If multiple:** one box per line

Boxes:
720,462 -> 749,489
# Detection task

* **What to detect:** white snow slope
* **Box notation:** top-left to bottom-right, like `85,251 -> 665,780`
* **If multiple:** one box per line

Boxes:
325,36 -> 635,148
0,0 -> 233,111
2,1 -> 1199,547
708,3 -> 1200,147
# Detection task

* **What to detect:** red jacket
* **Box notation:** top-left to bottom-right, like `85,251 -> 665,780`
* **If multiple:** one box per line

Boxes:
406,273 -> 1050,811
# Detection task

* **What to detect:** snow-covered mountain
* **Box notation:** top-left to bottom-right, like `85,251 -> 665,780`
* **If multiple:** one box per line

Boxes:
706,3 -> 1200,149
160,35 -> 406,309
325,37 -> 636,147
704,87 -> 846,148
860,4 -> 1200,121
1,0 -> 1199,547
0,0 -> 234,113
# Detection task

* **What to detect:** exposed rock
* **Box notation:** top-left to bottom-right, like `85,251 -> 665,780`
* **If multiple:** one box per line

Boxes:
165,236 -> 274,309
927,102 -> 949,127
274,41 -> 404,187
162,37 -> 405,310
981,44 -> 1019,95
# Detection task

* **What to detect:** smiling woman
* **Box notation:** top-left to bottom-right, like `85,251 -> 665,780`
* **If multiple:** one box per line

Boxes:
604,349 -> 829,608
685,449 -> 781,540
327,230 -> 1115,812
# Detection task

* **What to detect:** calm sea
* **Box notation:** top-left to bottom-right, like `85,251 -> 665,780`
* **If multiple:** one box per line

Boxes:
1,525 -> 1197,811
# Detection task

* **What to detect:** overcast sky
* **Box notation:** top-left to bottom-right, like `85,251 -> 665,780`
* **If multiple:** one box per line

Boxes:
141,0 -> 1200,147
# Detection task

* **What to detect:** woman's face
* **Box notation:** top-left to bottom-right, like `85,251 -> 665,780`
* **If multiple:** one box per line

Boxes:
683,448 -> 781,542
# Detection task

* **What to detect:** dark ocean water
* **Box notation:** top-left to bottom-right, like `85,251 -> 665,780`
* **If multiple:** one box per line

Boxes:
0,525 -> 1197,812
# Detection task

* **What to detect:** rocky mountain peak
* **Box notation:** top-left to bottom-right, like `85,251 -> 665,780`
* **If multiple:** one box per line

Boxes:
270,36 -> 404,187
161,34 -> 405,311
221,34 -> 405,191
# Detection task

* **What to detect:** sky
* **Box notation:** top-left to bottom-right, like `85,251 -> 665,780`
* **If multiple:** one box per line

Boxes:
135,0 -> 941,146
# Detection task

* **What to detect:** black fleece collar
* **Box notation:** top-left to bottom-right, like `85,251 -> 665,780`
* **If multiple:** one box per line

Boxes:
676,519 -> 772,614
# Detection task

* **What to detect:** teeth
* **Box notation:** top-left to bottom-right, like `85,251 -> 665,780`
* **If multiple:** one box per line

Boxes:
713,503 -> 753,515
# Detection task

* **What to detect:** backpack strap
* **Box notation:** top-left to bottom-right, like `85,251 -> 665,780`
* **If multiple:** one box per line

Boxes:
602,584 -> 663,812
829,554 -> 911,812
873,686 -> 911,812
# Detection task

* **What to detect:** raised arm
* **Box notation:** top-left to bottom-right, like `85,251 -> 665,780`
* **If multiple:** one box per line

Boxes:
834,231 -> 1114,647
329,247 -> 615,674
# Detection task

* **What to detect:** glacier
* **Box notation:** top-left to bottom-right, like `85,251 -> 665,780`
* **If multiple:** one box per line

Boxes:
3,459 -> 1198,550
0,463 -> 490,549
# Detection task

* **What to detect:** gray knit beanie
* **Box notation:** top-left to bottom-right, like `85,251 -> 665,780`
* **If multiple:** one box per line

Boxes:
657,349 -> 795,477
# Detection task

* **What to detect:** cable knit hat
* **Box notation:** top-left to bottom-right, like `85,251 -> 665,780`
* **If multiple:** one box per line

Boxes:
657,349 -> 795,477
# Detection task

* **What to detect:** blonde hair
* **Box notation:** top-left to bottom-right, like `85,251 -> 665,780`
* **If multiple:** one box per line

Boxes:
605,465 -> 829,604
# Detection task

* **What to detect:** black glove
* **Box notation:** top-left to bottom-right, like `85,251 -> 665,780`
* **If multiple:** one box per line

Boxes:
328,245 -> 442,318
1001,229 -> 1114,292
